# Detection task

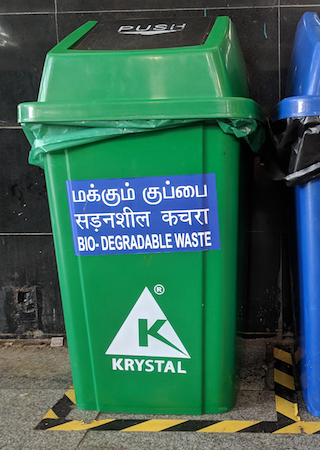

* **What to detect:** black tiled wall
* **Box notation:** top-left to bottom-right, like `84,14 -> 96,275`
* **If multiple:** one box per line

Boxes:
0,1 -> 311,338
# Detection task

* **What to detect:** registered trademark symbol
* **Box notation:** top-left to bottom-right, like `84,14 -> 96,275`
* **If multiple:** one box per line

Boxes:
154,284 -> 165,295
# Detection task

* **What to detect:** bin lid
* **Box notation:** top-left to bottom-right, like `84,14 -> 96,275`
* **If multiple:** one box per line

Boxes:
286,12 -> 320,98
18,16 -> 254,118
272,12 -> 320,121
272,95 -> 320,121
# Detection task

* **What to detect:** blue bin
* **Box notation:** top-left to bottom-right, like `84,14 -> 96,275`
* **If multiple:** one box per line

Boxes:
272,12 -> 320,417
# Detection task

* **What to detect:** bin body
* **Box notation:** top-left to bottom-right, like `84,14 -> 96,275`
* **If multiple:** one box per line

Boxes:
272,12 -> 320,416
295,179 -> 320,416
44,124 -> 242,414
18,17 -> 263,414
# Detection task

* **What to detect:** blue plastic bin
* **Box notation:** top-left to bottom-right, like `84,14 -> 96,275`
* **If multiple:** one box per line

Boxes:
272,12 -> 320,417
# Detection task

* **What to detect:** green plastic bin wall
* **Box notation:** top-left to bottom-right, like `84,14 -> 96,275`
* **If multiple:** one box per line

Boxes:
18,17 -> 264,414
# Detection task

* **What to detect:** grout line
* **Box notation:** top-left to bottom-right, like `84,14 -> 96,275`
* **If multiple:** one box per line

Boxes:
54,0 -> 59,44
0,7 -> 275,15
280,3 -> 320,7
278,0 -> 282,101
0,126 -> 21,129
53,6 -> 281,14
0,12 -> 54,16
0,233 -> 53,236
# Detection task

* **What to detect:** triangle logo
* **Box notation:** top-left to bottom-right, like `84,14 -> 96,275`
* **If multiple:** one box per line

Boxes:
105,287 -> 190,359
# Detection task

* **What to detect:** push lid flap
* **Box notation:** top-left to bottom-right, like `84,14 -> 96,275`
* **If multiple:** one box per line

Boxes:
72,18 -> 215,51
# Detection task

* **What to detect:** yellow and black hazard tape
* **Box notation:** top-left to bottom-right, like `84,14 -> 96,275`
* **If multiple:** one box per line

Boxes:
273,346 -> 300,423
35,345 -> 320,434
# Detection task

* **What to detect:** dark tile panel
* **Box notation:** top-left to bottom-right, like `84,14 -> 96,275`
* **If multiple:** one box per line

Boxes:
0,14 -> 57,125
281,231 -> 294,336
225,0 -> 278,5
57,8 -> 278,114
280,7 -> 320,98
0,0 -> 55,13
284,190 -> 300,338
245,231 -> 281,334
250,156 -> 288,233
0,129 -> 52,233
218,7 -> 279,115
0,235 -> 64,337
57,0 -> 278,12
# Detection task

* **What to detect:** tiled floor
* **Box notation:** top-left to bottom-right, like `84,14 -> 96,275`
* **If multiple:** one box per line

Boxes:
1,338 -> 320,450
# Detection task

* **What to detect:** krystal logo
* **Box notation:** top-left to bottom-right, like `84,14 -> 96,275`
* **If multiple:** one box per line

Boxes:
117,23 -> 187,36
105,287 -> 190,359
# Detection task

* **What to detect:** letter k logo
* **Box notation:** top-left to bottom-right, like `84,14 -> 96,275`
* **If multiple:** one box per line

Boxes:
106,287 -> 190,358
139,319 -> 186,354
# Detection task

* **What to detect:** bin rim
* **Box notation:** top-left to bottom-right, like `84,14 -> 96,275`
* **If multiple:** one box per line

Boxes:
18,97 -> 263,124
272,95 -> 320,122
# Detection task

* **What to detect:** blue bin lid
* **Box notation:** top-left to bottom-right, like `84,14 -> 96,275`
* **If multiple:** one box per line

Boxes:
273,12 -> 320,121
272,95 -> 320,121
286,12 -> 320,97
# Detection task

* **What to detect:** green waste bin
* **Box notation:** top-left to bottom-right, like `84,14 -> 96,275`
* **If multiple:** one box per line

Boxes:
18,17 -> 264,414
